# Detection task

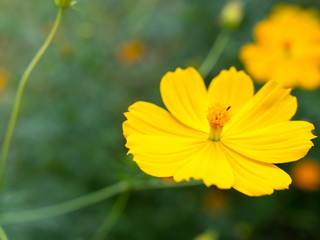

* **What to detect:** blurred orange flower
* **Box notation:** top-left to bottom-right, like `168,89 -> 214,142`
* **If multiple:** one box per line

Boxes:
240,4 -> 320,89
0,68 -> 8,91
161,177 -> 174,184
291,159 -> 320,191
202,189 -> 228,214
116,40 -> 144,66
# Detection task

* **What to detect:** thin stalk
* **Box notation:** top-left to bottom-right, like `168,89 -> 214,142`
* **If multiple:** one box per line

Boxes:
0,227 -> 8,240
0,8 -> 64,183
91,191 -> 130,240
198,30 -> 231,78
0,179 -> 201,225
0,181 -> 129,224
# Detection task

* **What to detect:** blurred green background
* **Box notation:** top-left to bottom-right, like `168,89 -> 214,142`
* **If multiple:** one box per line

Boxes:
0,0 -> 320,239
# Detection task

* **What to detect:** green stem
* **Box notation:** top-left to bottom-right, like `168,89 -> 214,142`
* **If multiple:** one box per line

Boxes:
198,30 -> 231,78
91,191 -> 130,240
0,181 -> 129,224
0,179 -> 201,224
0,7 -> 64,183
0,227 -> 8,240
132,178 -> 201,190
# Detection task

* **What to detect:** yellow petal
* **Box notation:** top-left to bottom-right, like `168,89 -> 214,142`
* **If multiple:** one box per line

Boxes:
123,101 -> 206,138
160,67 -> 209,132
240,44 -> 285,82
223,121 -> 315,164
126,135 -> 206,177
220,144 -> 292,196
174,142 -> 234,189
224,81 -> 297,136
295,62 -> 320,90
208,67 -> 254,114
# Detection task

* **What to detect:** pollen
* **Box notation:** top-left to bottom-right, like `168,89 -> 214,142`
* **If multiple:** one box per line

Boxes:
207,104 -> 231,141
207,104 -> 231,128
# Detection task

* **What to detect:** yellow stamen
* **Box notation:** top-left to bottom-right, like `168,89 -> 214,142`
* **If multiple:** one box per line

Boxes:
207,104 -> 231,141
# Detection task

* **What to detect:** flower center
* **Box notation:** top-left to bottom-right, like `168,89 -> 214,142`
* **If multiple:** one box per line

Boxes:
207,104 -> 231,141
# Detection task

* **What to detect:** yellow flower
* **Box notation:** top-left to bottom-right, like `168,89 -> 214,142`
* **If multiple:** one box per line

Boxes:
240,4 -> 320,89
123,67 -> 315,196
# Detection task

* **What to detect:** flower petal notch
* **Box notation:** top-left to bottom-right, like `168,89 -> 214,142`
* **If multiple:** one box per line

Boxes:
239,4 -> 320,89
123,67 -> 316,196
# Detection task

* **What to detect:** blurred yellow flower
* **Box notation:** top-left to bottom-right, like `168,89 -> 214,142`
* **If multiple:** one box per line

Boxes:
240,4 -> 320,89
116,40 -> 144,66
123,67 -> 315,196
291,159 -> 320,191
194,229 -> 219,240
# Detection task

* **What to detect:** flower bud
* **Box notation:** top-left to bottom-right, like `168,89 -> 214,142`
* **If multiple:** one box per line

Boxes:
55,0 -> 77,8
220,0 -> 243,30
